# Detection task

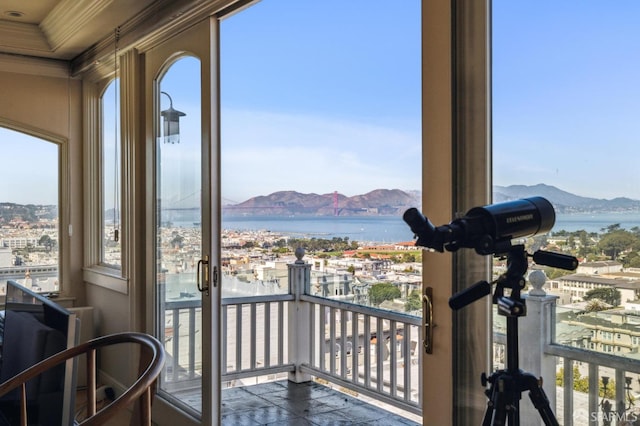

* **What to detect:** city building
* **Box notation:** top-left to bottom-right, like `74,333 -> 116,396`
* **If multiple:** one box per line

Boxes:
558,274 -> 640,303
4,2 -> 629,426
577,261 -> 624,275
4,2 -> 479,424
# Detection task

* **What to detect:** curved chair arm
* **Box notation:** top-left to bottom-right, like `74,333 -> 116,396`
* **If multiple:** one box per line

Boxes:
0,332 -> 166,426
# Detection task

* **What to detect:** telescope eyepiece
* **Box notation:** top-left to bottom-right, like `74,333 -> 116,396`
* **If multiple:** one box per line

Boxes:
402,208 -> 443,251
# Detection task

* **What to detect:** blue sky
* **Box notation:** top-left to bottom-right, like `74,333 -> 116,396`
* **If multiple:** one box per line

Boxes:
2,1 -> 640,206
493,0 -> 640,200
0,131 -> 58,205
219,0 -> 421,203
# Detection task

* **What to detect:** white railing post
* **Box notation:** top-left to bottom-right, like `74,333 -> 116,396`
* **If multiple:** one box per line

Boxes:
288,248 -> 312,383
518,270 -> 559,426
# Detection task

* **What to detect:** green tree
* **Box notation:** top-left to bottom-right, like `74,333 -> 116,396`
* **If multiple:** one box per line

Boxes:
401,253 -> 416,263
369,282 -> 401,306
573,366 -> 589,393
627,252 -> 640,268
170,233 -> 184,249
602,223 -> 622,233
405,290 -> 421,312
577,230 -> 591,258
585,298 -> 609,312
557,367 -> 615,397
584,287 -> 621,306
288,236 -> 359,253
38,234 -> 54,252
597,229 -> 638,259
542,267 -> 573,280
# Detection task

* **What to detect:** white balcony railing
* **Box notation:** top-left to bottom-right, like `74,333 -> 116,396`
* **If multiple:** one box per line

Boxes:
547,344 -> 640,425
297,295 -> 422,414
161,255 -> 640,425
161,252 -> 423,418
493,277 -> 640,426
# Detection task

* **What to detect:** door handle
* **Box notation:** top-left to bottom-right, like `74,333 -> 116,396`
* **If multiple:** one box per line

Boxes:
423,286 -> 434,354
197,255 -> 210,295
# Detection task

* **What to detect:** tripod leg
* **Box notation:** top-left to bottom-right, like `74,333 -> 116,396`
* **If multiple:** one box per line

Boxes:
482,395 -> 496,426
482,372 -> 513,426
522,373 -> 559,426
482,383 -> 498,426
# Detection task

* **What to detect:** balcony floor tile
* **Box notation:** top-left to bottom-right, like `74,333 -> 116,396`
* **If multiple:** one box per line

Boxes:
221,380 -> 420,425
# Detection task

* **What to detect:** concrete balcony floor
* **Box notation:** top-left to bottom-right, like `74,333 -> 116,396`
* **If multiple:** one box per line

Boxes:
221,380 -> 421,425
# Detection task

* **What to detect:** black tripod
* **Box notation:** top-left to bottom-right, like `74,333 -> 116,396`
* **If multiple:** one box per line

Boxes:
450,244 -> 570,426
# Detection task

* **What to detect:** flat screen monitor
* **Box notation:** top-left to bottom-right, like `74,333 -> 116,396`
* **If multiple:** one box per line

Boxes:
0,280 -> 79,426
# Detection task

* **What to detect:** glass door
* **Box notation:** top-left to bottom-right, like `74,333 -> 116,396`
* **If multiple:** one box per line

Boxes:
155,55 -> 205,413
146,18 -> 220,425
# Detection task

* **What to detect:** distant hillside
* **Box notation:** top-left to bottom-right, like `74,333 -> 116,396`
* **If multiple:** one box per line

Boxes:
494,184 -> 640,213
223,189 -> 420,216
0,203 -> 58,223
224,184 -> 640,216
3,184 -> 635,220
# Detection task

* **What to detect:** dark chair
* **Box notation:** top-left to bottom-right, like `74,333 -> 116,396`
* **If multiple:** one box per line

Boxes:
0,332 -> 165,426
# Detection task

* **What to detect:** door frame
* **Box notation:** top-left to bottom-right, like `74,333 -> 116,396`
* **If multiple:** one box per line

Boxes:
421,0 -> 491,424
143,17 -> 221,426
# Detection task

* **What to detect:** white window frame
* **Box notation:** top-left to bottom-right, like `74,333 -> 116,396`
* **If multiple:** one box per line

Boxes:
100,78 -> 122,270
0,119 -> 67,291
82,73 -> 128,293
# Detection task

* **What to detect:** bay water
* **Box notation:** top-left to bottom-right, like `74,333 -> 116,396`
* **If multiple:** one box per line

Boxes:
164,212 -> 640,299
216,212 -> 640,244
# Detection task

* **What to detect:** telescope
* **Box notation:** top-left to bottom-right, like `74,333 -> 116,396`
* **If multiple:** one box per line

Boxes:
403,196 -> 555,255
404,196 -> 577,425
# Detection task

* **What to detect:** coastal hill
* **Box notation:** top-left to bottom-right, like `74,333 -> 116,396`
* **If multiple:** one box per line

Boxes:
1,184 -> 638,219
0,203 -> 57,223
223,189 -> 420,216
494,184 -> 640,213
224,184 -> 640,216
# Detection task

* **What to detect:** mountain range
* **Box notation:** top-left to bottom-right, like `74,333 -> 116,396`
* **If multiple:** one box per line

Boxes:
493,184 -> 640,213
223,184 -> 640,216
223,189 -> 420,216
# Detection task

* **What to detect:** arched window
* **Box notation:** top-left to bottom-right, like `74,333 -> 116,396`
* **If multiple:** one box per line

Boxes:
101,78 -> 121,268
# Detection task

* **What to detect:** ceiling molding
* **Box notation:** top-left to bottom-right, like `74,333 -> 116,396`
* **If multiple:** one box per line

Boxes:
71,0 -> 247,77
0,21 -> 51,54
41,0 -> 114,52
0,53 -> 69,79
0,0 -> 254,74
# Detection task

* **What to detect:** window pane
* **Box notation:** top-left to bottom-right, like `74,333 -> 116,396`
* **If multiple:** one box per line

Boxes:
155,56 -> 203,411
0,127 -> 59,294
493,1 -> 640,421
102,79 -> 121,267
220,1 -> 422,307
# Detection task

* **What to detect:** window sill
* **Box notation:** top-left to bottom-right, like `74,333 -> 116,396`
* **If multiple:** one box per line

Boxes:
83,266 -> 128,294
